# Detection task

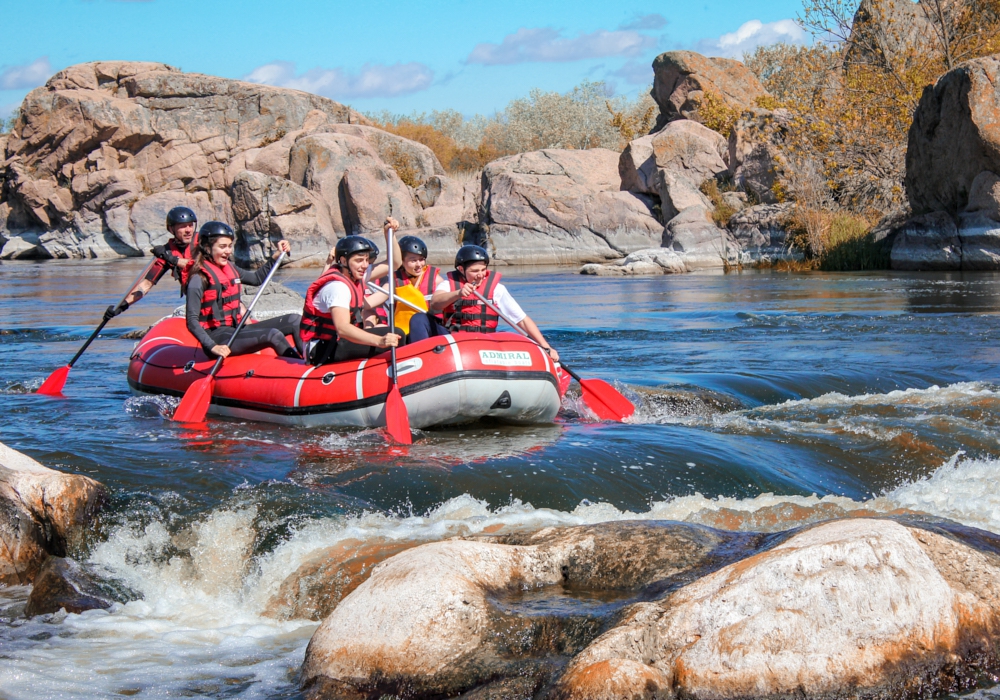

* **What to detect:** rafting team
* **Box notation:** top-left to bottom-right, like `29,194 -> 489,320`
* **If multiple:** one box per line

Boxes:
105,206 -> 560,365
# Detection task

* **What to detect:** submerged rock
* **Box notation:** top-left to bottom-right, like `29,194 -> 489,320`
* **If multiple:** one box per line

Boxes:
25,556 -> 113,617
0,442 -> 106,585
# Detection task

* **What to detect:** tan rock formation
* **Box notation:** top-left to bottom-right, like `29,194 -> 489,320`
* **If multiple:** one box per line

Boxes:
0,442 -> 106,585
480,149 -> 662,264
650,51 -> 768,131
301,521 -> 729,698
906,56 -> 1000,216
0,61 -> 363,259
231,170 -> 335,267
619,119 -> 728,220
556,519 -> 1000,700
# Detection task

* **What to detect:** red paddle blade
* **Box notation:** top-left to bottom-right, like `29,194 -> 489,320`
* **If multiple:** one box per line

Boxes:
173,376 -> 216,423
384,384 -> 413,445
37,366 -> 71,396
579,378 -> 635,422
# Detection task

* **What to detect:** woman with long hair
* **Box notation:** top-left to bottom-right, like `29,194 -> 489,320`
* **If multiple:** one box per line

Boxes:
184,222 -> 303,360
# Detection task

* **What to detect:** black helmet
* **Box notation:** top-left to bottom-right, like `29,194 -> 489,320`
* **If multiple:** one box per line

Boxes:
455,244 -> 489,269
166,206 -> 197,228
335,235 -> 378,262
199,221 -> 235,240
398,235 -> 428,259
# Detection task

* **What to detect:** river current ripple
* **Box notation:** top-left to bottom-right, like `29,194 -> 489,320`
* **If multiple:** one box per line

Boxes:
3,261 -> 1000,698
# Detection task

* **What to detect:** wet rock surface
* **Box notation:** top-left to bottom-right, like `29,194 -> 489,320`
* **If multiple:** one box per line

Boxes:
298,517 -> 1000,700
0,442 -> 106,585
24,555 -> 113,617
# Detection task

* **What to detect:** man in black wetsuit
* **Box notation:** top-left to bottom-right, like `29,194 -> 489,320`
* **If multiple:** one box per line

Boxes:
103,206 -> 199,321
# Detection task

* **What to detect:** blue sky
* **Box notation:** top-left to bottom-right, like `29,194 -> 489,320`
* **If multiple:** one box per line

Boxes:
0,0 -> 807,119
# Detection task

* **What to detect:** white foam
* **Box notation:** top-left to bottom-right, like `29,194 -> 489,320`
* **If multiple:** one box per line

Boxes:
886,452 -> 1000,532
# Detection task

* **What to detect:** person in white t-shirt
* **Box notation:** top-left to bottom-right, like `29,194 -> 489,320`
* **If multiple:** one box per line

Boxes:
299,219 -> 403,365
429,244 -> 560,362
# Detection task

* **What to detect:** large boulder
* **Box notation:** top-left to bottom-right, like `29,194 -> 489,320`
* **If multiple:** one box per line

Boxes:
619,119 -> 728,220
0,442 -> 106,585
480,149 -> 663,264
0,61 -> 364,259
555,519 -> 1000,700
906,56 -> 1000,215
288,133 -> 419,236
728,109 -> 789,205
728,203 -> 798,263
231,169 -> 335,267
650,51 -> 768,131
890,211 -> 962,270
662,205 -> 739,269
301,521 -> 734,698
312,123 -> 445,187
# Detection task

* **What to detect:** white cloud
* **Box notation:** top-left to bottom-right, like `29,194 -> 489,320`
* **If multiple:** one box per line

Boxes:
243,61 -> 434,99
620,13 -> 667,30
695,19 -> 807,59
467,27 -> 657,65
0,57 -> 53,91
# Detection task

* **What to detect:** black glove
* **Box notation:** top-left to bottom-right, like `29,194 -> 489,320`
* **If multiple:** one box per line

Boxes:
103,300 -> 129,322
151,245 -> 167,260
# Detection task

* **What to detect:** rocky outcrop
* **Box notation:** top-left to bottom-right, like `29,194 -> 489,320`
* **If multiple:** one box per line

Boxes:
231,170 -> 335,267
663,205 -> 738,268
728,110 -> 788,205
480,149 -> 663,264
729,203 -> 797,263
0,442 -> 106,585
906,56 -> 1000,216
301,521 -> 739,698
300,517 -> 1000,700
24,556 -> 113,617
0,61 -> 365,260
556,519 -> 1000,700
890,212 -> 961,271
619,119 -> 728,221
580,248 -> 688,276
650,51 -> 768,131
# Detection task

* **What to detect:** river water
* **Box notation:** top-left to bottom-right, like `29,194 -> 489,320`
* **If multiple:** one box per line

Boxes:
2,260 -> 1000,699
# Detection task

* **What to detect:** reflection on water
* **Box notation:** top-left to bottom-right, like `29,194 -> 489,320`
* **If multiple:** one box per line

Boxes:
4,260 -> 1000,698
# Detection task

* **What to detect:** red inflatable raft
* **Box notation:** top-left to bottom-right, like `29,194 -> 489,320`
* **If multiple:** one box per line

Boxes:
128,318 -> 569,428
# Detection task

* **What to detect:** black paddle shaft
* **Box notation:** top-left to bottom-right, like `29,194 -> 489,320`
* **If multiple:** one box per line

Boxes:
207,251 -> 287,379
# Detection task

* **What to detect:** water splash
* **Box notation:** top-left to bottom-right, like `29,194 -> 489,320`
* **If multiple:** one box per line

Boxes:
124,394 -> 180,419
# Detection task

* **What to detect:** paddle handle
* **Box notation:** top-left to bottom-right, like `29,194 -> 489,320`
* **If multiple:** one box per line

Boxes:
67,258 -> 158,368
208,251 -> 286,378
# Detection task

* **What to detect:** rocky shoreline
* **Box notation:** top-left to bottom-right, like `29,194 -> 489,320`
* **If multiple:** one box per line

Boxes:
5,440 -> 1000,699
5,48 -> 1000,275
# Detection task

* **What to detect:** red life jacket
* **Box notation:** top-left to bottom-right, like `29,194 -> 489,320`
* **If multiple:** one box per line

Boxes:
168,235 -> 197,287
375,266 -> 440,321
300,268 -> 366,344
198,260 -> 242,330
441,270 -> 502,333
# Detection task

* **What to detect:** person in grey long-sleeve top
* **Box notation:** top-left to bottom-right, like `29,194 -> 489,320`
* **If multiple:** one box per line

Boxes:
184,222 -> 303,360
